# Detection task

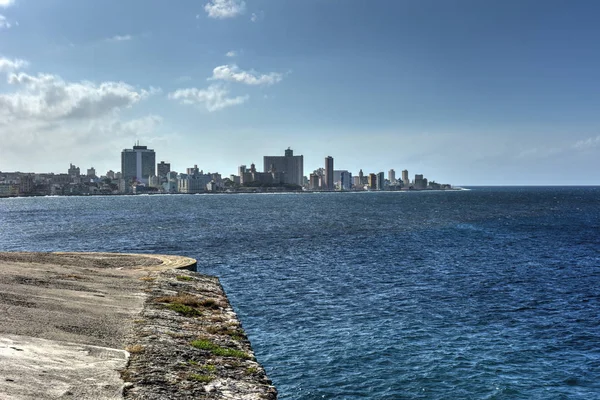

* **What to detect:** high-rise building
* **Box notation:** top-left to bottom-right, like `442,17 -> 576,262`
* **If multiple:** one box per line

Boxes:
402,169 -> 409,185
368,173 -> 377,190
86,167 -> 96,178
309,174 -> 320,190
359,169 -> 365,185
121,143 -> 156,184
324,156 -> 334,190
334,170 -> 352,190
377,172 -> 385,190
263,148 -> 304,186
157,161 -> 170,178
388,169 -> 395,183
414,174 -> 427,189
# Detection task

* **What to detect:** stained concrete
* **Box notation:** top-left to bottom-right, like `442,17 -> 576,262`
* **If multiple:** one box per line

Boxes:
0,252 -> 197,399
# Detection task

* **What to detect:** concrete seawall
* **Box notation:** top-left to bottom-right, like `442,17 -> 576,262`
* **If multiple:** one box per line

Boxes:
0,252 -> 277,399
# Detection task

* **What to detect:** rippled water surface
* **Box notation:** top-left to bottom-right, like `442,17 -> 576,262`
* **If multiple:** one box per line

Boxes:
1,187 -> 599,399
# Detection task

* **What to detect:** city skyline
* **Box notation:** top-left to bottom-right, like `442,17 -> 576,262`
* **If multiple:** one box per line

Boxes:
1,1 -> 599,185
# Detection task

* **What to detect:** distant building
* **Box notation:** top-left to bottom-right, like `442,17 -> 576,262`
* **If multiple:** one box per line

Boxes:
309,174 -> 320,190
353,175 -> 362,188
86,167 -> 96,178
19,174 -> 34,195
368,173 -> 377,190
414,174 -> 427,189
157,161 -> 170,178
377,172 -> 385,190
388,169 -> 395,183
121,143 -> 156,186
402,169 -> 409,185
263,148 -> 304,186
68,163 -> 80,178
324,156 -> 334,190
148,175 -> 161,188
187,165 -> 201,176
334,170 -> 352,190
358,169 -> 365,185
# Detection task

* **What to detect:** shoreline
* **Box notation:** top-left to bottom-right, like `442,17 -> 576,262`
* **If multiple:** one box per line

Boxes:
0,187 -> 466,199
0,252 -> 276,399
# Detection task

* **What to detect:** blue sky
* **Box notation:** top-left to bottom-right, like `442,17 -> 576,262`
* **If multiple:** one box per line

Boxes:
0,0 -> 599,184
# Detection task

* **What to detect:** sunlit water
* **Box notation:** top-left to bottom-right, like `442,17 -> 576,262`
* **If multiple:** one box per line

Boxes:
1,187 -> 599,399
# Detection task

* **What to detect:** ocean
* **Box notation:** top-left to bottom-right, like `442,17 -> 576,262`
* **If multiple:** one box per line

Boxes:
1,186 -> 599,399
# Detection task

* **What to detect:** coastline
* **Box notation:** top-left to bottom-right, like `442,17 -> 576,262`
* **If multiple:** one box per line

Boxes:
0,252 -> 276,399
0,187 -> 466,199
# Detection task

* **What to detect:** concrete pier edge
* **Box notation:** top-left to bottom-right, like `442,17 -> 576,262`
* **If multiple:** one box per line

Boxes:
0,251 -> 276,399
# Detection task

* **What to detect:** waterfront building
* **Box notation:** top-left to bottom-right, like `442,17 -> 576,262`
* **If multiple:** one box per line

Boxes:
86,167 -> 96,178
324,156 -> 334,190
68,163 -> 80,178
106,170 -> 115,180
19,174 -> 34,195
178,173 -> 207,194
388,169 -> 395,183
402,169 -> 409,185
368,173 -> 377,190
353,175 -> 362,188
148,175 -> 160,188
377,172 -> 385,190
230,175 -> 241,185
238,165 -> 253,185
157,161 -> 170,178
414,174 -> 427,189
309,174 -> 320,190
263,148 -> 304,186
121,143 -> 156,186
334,170 -> 352,190
359,169 -> 365,185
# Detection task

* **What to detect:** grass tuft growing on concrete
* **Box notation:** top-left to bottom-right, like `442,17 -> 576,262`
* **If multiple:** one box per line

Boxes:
176,275 -> 194,281
166,303 -> 201,317
190,339 -> 251,359
188,374 -> 214,383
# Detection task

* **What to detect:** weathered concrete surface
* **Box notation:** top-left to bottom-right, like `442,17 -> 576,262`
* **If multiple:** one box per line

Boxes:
0,252 -> 275,400
121,269 -> 277,399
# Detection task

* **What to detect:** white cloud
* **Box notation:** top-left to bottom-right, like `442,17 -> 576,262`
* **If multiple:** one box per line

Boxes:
225,50 -> 237,58
0,0 -> 15,8
250,11 -> 264,22
0,57 -> 28,72
573,135 -> 600,150
108,34 -> 133,42
0,14 -> 10,29
210,64 -> 283,86
168,84 -> 248,112
204,0 -> 246,19
1,72 -> 152,121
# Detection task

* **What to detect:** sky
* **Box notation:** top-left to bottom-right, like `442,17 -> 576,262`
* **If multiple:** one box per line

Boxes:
0,0 -> 599,185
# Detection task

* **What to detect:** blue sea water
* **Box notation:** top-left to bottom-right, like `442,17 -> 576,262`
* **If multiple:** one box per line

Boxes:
1,186 -> 599,399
